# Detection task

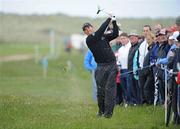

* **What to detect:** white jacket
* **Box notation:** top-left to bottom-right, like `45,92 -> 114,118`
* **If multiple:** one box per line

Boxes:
138,39 -> 148,68
117,41 -> 131,69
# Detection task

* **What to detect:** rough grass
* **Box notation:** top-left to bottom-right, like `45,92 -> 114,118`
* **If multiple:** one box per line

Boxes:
0,44 -> 180,129
0,44 -> 179,129
0,13 -> 178,129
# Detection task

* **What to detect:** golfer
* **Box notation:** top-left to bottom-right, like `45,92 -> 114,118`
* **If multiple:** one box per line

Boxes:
82,16 -> 119,118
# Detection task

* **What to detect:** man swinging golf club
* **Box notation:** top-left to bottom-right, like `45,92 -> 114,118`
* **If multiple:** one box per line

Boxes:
82,15 -> 119,118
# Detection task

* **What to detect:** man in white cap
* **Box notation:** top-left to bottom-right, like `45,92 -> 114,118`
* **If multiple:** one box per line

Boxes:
171,16 -> 180,125
128,32 -> 141,105
165,16 -> 180,126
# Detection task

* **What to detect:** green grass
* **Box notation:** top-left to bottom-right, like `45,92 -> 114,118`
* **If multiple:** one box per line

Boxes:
0,43 -> 179,129
0,13 -> 178,129
0,42 -> 51,56
0,13 -> 175,44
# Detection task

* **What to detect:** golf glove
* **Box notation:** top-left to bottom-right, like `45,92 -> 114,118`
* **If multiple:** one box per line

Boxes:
111,16 -> 116,21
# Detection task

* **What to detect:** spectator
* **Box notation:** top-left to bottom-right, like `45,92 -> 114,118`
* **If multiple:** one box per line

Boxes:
141,33 -> 155,105
168,33 -> 180,125
128,32 -> 141,105
108,24 -> 124,106
63,36 -> 72,52
154,24 -> 162,34
171,16 -> 180,125
138,25 -> 152,104
84,49 -> 97,102
157,31 -> 179,66
117,32 -> 132,106
110,37 -> 123,105
156,28 -> 171,104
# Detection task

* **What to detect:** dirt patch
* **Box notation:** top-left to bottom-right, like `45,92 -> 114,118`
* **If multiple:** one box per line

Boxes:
0,54 -> 33,62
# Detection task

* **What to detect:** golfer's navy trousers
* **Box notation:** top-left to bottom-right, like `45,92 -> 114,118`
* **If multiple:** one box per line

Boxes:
95,61 -> 117,116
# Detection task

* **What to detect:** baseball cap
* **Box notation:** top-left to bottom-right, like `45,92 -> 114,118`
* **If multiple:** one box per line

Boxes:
167,26 -> 177,32
169,31 -> 179,41
129,32 -> 139,37
159,28 -> 167,35
82,23 -> 92,31
156,28 -> 166,36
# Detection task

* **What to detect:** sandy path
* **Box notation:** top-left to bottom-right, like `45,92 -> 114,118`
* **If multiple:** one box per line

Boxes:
0,54 -> 33,62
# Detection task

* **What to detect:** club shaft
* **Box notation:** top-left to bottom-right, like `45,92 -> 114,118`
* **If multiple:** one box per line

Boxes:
101,10 -> 111,16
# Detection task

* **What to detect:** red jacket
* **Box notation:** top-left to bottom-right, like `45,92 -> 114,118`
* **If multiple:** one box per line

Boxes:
176,71 -> 180,85
116,71 -> 120,84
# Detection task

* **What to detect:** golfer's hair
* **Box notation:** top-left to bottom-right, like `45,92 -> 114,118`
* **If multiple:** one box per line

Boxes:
119,32 -> 128,37
143,25 -> 152,31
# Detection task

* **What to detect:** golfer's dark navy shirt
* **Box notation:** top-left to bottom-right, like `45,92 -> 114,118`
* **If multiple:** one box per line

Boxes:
86,18 -> 119,64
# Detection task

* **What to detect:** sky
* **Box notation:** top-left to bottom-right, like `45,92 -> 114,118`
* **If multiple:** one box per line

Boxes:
0,0 -> 179,18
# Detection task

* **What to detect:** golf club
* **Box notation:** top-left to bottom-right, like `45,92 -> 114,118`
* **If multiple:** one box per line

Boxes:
96,6 -> 112,17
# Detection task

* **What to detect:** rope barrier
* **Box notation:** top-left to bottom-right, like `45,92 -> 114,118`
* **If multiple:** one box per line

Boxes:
117,63 -> 179,126
119,64 -> 153,76
119,64 -> 178,77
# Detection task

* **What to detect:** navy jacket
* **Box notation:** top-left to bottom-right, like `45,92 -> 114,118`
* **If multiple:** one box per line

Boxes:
86,18 -> 119,64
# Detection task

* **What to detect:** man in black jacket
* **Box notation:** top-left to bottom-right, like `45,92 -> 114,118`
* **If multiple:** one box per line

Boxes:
175,35 -> 180,123
171,16 -> 180,125
82,16 -> 119,118
168,34 -> 180,125
128,33 -> 141,105
156,29 -> 170,104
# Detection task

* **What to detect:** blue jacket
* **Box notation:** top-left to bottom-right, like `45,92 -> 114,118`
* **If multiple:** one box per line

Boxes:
84,50 -> 97,71
157,44 -> 177,65
150,43 -> 159,64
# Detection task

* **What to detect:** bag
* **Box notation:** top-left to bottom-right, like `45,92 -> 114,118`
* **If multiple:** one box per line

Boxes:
176,71 -> 180,84
116,71 -> 120,84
